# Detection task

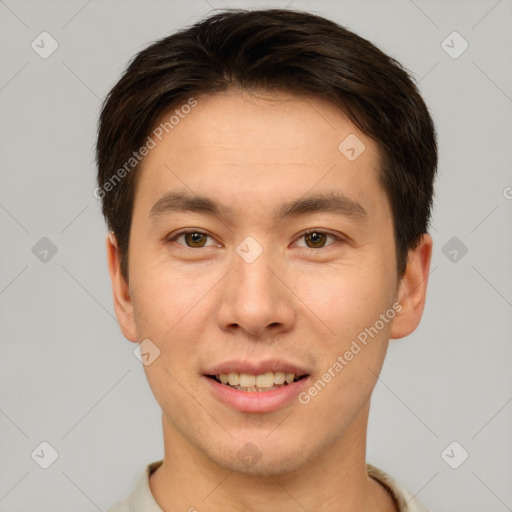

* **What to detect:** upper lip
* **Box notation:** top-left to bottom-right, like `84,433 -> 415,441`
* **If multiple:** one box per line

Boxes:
205,359 -> 310,376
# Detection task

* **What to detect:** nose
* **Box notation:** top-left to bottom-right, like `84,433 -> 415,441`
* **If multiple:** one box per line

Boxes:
216,242 -> 296,341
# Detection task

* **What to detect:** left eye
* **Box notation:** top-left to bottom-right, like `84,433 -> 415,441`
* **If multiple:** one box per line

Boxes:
169,230 -> 339,249
294,230 -> 339,249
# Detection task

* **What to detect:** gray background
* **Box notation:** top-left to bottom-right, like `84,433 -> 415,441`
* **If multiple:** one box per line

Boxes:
1,0 -> 511,510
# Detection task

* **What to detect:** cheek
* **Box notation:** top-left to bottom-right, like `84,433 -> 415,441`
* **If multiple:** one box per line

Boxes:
131,270 -> 210,415
297,282 -> 394,431
298,256 -> 396,408
295,259 -> 395,402
299,260 -> 396,343
130,265 -> 220,400
130,262 -> 206,339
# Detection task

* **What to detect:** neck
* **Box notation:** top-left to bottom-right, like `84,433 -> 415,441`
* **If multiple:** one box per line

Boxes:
149,402 -> 396,512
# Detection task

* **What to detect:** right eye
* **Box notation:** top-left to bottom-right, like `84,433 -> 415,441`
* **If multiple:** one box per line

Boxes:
167,230 -> 220,248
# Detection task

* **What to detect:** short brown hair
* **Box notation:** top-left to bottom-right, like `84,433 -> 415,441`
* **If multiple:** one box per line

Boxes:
96,8 -> 437,279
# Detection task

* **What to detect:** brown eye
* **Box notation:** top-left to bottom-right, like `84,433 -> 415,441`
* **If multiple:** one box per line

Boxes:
170,231 -> 217,248
294,230 -> 340,249
184,232 -> 208,247
304,231 -> 328,248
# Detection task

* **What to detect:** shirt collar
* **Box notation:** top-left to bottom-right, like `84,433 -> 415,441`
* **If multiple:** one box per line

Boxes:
118,460 -> 429,512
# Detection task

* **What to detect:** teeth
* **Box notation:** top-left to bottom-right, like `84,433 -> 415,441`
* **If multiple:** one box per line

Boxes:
216,371 -> 301,389
239,373 -> 256,387
228,372 -> 240,386
274,371 -> 285,385
255,372 -> 274,388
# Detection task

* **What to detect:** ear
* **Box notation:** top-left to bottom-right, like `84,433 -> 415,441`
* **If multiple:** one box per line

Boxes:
390,233 -> 433,339
106,233 -> 138,342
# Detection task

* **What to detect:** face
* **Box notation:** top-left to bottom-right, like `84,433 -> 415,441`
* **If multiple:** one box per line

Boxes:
108,88 -> 431,476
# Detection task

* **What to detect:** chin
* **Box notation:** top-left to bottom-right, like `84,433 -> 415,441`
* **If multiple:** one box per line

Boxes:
206,434 -> 316,477
221,452 -> 308,477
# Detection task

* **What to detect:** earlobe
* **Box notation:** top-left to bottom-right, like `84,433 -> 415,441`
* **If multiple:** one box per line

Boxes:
106,232 -> 138,342
390,233 -> 433,340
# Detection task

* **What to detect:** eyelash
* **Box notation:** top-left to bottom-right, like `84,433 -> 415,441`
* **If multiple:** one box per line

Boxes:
167,229 -> 344,249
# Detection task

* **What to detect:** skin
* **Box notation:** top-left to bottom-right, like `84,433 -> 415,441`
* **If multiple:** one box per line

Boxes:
107,88 -> 432,512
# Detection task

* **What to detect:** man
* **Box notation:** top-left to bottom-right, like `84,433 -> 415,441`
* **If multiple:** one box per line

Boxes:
97,8 -> 436,511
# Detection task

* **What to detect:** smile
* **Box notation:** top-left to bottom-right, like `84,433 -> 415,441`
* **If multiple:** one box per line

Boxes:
208,371 -> 307,392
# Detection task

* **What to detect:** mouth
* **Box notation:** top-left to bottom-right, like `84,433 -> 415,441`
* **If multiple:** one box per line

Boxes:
203,360 -> 311,413
206,371 -> 309,392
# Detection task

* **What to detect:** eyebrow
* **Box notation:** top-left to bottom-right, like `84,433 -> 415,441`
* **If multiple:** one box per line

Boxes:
149,190 -> 367,223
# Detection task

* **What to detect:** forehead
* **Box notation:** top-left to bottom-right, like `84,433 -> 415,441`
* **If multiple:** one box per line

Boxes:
134,89 -> 388,225
152,88 -> 376,163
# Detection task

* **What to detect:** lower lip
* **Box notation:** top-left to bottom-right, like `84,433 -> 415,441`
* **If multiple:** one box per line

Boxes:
203,376 -> 310,413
